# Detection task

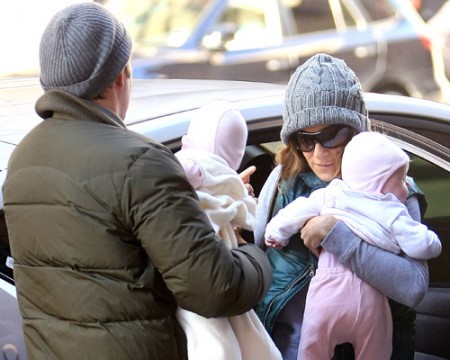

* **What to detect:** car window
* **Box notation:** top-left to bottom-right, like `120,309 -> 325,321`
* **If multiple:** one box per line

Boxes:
340,1 -> 358,27
220,1 -> 265,29
287,0 -> 336,34
358,0 -> 396,21
211,0 -> 283,50
130,0 -> 209,47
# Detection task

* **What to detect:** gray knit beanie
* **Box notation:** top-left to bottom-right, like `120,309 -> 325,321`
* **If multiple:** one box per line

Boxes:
281,53 -> 370,144
39,2 -> 132,100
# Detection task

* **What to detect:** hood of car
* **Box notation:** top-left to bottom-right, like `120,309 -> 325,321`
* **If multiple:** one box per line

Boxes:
0,78 -> 43,146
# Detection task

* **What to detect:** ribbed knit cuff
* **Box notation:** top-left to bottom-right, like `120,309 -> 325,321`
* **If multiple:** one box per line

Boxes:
320,220 -> 359,264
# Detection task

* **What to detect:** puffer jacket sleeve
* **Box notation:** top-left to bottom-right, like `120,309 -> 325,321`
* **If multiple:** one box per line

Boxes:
121,142 -> 272,318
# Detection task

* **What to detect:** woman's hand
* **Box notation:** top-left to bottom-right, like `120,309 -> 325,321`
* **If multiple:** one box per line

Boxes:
300,215 -> 337,257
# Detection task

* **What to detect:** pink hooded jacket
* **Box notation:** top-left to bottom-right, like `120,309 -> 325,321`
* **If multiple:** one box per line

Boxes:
341,131 -> 410,193
175,100 -> 247,188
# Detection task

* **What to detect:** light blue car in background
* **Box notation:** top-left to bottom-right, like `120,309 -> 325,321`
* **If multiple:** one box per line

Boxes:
106,0 -> 450,103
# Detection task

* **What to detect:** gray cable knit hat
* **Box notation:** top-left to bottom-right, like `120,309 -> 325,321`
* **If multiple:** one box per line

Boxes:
281,53 -> 370,144
39,2 -> 132,100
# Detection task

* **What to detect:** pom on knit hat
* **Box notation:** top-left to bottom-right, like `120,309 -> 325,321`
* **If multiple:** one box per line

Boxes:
341,132 -> 410,193
39,2 -> 132,100
281,53 -> 370,144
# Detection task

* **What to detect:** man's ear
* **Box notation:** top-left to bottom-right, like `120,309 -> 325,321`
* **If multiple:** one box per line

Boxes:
115,69 -> 126,88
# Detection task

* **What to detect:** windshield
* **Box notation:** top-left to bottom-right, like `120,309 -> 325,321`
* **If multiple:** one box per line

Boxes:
111,0 -> 210,47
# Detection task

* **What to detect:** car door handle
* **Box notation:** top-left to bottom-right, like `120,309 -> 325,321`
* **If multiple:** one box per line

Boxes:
266,58 -> 295,72
354,45 -> 378,58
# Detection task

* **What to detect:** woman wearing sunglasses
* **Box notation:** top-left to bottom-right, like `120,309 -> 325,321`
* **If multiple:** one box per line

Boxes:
253,54 -> 429,360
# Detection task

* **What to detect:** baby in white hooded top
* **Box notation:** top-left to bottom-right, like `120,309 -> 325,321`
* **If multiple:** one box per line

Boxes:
175,99 -> 282,360
265,131 -> 441,360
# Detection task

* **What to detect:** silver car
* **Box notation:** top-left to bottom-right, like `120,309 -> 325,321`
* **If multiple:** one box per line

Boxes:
1,77 -> 449,359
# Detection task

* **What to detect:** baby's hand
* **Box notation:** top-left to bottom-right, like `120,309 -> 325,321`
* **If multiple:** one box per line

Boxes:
265,237 -> 284,249
240,165 -> 256,184
244,183 -> 256,199
240,165 -> 257,199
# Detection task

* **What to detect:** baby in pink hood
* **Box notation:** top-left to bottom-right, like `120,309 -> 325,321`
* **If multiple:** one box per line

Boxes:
174,99 -> 282,360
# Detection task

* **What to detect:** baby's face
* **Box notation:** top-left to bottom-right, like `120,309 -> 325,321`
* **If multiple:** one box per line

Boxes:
381,164 -> 409,202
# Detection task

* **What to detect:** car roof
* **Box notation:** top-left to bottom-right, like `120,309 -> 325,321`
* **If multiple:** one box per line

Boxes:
1,77 -> 449,150
127,79 -> 286,122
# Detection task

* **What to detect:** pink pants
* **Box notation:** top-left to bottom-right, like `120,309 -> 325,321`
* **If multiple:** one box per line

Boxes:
297,251 -> 392,360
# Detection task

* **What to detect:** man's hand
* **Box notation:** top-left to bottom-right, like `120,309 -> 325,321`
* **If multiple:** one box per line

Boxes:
300,215 -> 337,257
235,227 -> 247,245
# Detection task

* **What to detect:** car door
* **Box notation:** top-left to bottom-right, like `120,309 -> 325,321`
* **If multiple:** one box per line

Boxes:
279,0 -> 381,87
367,102 -> 450,358
202,0 -> 382,85
132,0 -> 293,82
410,153 -> 450,360
385,126 -> 450,360
1,214 -> 27,360
198,0 -> 295,83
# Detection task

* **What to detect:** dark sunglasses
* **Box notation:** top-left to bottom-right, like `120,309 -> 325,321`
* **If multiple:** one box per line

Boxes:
293,125 -> 355,152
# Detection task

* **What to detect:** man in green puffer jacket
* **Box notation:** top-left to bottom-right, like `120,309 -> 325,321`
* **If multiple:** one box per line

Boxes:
2,3 -> 272,360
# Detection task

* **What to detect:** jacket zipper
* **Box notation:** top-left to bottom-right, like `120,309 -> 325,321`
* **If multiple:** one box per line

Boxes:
263,265 -> 315,327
